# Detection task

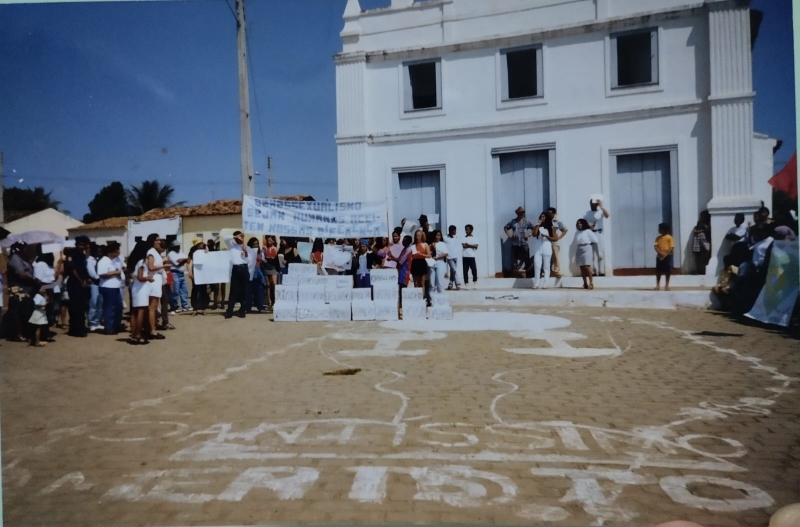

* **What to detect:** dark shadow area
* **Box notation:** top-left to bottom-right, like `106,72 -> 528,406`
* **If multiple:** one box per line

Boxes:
708,309 -> 800,341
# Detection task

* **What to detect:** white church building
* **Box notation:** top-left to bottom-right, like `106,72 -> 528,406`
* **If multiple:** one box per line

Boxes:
334,0 -> 778,278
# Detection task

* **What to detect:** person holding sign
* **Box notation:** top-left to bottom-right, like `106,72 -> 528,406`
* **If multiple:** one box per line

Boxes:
224,230 -> 251,319
353,239 -> 378,288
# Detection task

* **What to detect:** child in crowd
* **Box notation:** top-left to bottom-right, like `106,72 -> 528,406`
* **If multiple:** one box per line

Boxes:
28,287 -> 50,347
445,225 -> 461,291
655,222 -> 675,291
461,224 -> 478,289
712,255 -> 738,296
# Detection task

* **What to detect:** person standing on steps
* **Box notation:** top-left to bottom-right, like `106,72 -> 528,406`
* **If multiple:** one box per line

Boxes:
546,207 -> 568,282
584,198 -> 610,276
224,230 -> 251,319
504,206 -> 534,276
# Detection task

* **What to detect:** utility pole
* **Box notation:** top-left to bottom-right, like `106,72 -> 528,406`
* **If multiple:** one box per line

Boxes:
267,155 -> 274,198
236,0 -> 255,197
0,151 -> 4,225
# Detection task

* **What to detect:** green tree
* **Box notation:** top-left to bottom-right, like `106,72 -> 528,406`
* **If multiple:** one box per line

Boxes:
4,186 -> 63,214
126,180 -> 185,215
83,182 -> 132,223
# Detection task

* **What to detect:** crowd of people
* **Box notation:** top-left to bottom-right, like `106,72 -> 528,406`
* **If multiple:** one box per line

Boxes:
711,206 -> 798,315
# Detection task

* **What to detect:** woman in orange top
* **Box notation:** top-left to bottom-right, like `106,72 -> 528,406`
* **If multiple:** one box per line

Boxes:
262,236 -> 280,308
410,229 -> 431,293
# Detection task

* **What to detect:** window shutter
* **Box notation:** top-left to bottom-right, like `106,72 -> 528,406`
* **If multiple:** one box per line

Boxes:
403,64 -> 413,112
535,47 -> 544,96
650,29 -> 659,84
610,36 -> 619,88
435,60 -> 442,108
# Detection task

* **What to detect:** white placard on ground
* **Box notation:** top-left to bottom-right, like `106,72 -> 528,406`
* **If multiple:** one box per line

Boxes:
375,301 -> 399,321
289,263 -> 318,276
298,285 -> 326,303
275,285 -> 298,303
192,251 -> 232,285
402,301 -> 427,320
402,287 -> 424,301
352,301 -> 376,321
429,305 -> 453,320
325,275 -> 340,288
273,303 -> 297,322
281,274 -> 300,286
298,275 -> 328,286
326,287 -> 353,303
336,275 -> 353,288
370,268 -> 397,284
352,288 -> 372,302
329,302 -> 352,321
297,303 -> 330,322
373,284 -> 399,301
431,293 -> 450,307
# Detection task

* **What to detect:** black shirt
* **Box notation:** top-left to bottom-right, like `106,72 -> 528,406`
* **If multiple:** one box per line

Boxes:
65,251 -> 90,283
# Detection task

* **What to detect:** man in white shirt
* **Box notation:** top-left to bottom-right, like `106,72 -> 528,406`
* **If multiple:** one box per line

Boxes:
86,243 -> 104,332
584,198 -> 610,276
168,241 -> 191,313
725,213 -> 748,244
445,225 -> 462,290
224,230 -> 251,319
461,224 -> 479,288
97,241 -> 125,335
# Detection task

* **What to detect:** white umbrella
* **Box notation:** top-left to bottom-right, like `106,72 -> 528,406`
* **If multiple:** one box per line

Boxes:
1,230 -> 65,249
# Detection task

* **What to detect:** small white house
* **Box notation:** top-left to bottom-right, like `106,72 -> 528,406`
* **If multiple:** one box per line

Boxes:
334,0 -> 777,277
67,217 -> 132,256
4,208 -> 84,239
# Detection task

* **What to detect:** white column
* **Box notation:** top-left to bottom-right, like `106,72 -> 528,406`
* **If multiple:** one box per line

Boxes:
335,55 -> 368,202
706,1 -> 761,275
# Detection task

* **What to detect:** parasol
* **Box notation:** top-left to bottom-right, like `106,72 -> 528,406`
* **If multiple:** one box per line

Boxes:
769,152 -> 798,200
0,230 -> 65,249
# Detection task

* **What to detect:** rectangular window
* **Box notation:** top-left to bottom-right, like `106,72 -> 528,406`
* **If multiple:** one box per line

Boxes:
403,59 -> 442,112
610,28 -> 658,89
501,46 -> 543,100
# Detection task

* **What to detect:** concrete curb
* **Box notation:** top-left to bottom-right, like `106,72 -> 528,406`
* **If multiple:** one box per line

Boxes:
449,289 -> 717,310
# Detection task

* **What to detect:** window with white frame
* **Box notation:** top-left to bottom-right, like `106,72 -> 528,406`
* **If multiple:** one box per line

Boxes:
610,28 -> 658,89
403,59 -> 442,112
501,45 -> 543,100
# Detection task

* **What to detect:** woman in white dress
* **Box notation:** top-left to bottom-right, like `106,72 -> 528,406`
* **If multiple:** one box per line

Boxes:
531,212 -> 556,289
574,218 -> 599,289
145,234 -> 170,340
428,230 -> 449,294
127,241 -> 155,345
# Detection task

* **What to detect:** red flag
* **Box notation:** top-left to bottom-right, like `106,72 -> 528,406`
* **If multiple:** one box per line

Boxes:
769,152 -> 798,200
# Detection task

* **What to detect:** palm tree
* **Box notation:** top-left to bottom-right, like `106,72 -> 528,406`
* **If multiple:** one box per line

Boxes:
5,186 -> 63,213
127,180 -> 185,214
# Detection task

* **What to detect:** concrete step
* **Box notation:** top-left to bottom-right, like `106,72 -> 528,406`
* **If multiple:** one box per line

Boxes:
471,275 -> 717,289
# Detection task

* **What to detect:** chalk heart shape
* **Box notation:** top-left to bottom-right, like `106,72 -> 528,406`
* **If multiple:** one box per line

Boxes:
653,522 -> 707,527
380,311 -> 571,333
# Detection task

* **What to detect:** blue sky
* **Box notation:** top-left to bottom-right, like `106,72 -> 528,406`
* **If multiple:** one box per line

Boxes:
0,0 -> 795,218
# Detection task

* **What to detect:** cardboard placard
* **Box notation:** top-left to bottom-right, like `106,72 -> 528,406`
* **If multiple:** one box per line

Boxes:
329,302 -> 352,321
352,288 -> 372,302
369,268 -> 397,284
375,301 -> 399,321
296,242 -> 313,264
325,275 -> 340,288
401,287 -> 424,301
373,285 -> 399,301
273,303 -> 297,322
298,285 -> 326,303
275,285 -> 298,303
429,305 -> 453,320
298,275 -> 328,286
281,274 -> 300,286
401,301 -> 427,320
431,293 -> 450,307
192,250 -> 232,285
336,275 -> 354,288
289,263 -> 318,276
351,301 -> 375,321
325,287 -> 353,303
297,303 -> 330,322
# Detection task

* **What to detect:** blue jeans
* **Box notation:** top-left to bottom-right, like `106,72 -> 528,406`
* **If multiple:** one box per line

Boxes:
244,278 -> 266,313
170,271 -> 190,310
100,287 -> 123,335
88,283 -> 103,327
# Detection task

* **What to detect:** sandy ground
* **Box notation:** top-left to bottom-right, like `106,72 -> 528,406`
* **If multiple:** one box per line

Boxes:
1,306 -> 799,527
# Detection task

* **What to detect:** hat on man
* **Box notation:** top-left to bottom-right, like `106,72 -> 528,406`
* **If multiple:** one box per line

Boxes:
515,206 -> 525,214
192,238 -> 203,247
418,214 -> 428,224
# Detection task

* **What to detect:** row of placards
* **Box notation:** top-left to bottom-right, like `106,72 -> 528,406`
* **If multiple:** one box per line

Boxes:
274,300 -> 453,322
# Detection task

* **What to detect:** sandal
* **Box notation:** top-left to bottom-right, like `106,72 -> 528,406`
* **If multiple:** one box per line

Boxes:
146,333 -> 166,340
33,342 -> 46,347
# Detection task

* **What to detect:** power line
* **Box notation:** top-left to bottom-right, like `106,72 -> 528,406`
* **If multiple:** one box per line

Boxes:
221,0 -> 236,21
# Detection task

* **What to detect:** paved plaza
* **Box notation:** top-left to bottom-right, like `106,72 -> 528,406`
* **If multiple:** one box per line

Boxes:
1,306 -> 799,527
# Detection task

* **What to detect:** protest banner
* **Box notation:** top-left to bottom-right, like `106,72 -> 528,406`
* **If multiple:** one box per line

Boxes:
242,196 -> 389,239
745,241 -> 799,327
192,250 -> 231,285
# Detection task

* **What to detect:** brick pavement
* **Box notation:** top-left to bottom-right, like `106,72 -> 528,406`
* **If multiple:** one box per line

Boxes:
1,307 -> 798,526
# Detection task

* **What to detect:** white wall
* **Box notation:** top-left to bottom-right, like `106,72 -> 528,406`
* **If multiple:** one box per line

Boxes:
753,134 -> 778,211
68,228 -> 129,256
364,111 -> 705,277
4,209 -> 84,239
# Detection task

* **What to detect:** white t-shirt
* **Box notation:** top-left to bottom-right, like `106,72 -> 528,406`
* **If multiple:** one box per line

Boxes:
168,250 -> 188,272
444,236 -> 461,259
462,235 -> 477,258
727,225 -> 747,243
433,241 -> 449,260
575,229 -> 599,245
33,261 -> 56,284
97,256 -> 124,289
584,210 -> 605,232
147,248 -> 167,279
